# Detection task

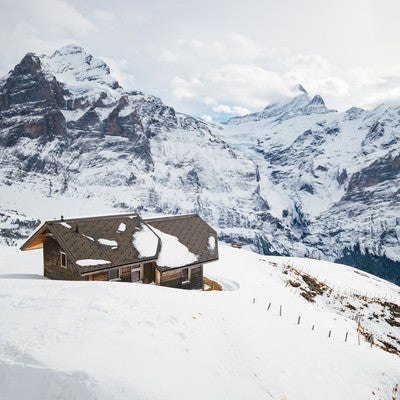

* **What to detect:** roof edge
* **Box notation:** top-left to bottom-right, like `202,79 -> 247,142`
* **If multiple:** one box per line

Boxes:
143,213 -> 199,223
46,212 -> 140,225
20,222 -> 47,251
156,256 -> 219,272
79,257 -> 159,276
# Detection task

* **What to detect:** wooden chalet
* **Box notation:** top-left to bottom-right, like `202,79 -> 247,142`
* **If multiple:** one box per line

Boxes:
20,213 -> 219,290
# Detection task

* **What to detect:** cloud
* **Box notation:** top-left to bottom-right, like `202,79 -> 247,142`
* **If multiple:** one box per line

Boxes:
100,57 -> 136,90
201,115 -> 213,123
169,62 -> 295,116
158,50 -> 178,63
92,10 -> 116,24
0,0 -> 95,75
212,104 -> 232,113
170,76 -> 203,100
212,104 -> 249,115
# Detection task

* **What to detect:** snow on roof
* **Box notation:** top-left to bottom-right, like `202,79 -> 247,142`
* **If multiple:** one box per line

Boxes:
98,238 -> 118,248
208,236 -> 216,252
59,222 -> 72,229
82,234 -> 94,241
76,259 -> 111,267
117,223 -> 126,232
132,223 -> 159,258
150,226 -> 198,268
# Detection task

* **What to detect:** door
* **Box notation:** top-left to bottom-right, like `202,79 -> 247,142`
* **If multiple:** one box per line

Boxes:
131,266 -> 141,282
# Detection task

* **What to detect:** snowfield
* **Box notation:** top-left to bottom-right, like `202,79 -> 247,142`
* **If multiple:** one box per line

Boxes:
0,244 -> 399,400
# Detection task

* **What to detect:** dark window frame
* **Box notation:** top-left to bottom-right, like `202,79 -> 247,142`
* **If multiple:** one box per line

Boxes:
182,267 -> 191,283
60,251 -> 67,269
108,268 -> 120,281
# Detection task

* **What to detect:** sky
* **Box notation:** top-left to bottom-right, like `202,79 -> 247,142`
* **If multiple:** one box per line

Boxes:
1,0 -> 400,121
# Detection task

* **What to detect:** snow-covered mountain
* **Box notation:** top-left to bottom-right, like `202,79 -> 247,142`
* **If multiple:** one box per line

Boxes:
0,44 -> 288,253
0,45 -> 399,285
1,244 -> 399,399
217,86 -> 400,284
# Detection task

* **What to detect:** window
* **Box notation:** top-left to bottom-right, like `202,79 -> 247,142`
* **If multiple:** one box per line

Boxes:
182,267 -> 191,283
61,251 -> 67,269
108,269 -> 120,280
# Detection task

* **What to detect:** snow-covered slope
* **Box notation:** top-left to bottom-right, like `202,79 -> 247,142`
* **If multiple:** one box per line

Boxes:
217,87 -> 400,284
0,245 -> 399,400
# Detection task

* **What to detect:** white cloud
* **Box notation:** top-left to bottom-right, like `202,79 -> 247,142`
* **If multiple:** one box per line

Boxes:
158,50 -> 178,63
232,106 -> 250,115
170,77 -> 198,100
0,0 -> 95,75
92,10 -> 116,24
100,57 -> 136,90
212,104 -> 232,114
201,115 -> 213,123
212,104 -> 250,116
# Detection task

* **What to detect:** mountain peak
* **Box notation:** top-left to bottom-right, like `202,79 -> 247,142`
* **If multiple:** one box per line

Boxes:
227,88 -> 334,125
309,94 -> 325,106
52,43 -> 85,57
41,44 -> 121,96
15,52 -> 42,74
295,84 -> 308,95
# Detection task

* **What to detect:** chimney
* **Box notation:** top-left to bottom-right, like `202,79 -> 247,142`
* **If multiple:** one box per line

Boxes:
75,225 -> 79,233
61,215 -> 64,221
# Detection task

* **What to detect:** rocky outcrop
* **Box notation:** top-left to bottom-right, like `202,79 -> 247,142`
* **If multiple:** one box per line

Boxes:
347,154 -> 400,194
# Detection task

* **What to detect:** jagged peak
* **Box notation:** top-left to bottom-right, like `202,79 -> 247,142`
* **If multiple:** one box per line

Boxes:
51,43 -> 85,57
22,52 -> 41,61
40,44 -> 121,93
11,52 -> 43,77
295,84 -> 308,95
309,95 -> 325,106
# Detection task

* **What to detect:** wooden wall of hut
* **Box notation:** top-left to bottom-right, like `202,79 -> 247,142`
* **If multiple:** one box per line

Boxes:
43,238 -> 88,281
160,265 -> 203,289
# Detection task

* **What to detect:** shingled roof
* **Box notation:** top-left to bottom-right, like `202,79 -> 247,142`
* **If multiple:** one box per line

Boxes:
21,213 -> 218,274
146,214 -> 218,271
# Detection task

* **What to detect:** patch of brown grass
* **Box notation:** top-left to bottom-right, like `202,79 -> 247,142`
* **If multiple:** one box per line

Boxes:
283,264 -> 332,303
203,277 -> 223,291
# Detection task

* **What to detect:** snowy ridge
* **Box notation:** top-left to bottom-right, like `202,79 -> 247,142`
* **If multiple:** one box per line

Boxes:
227,85 -> 336,124
0,245 -> 399,400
